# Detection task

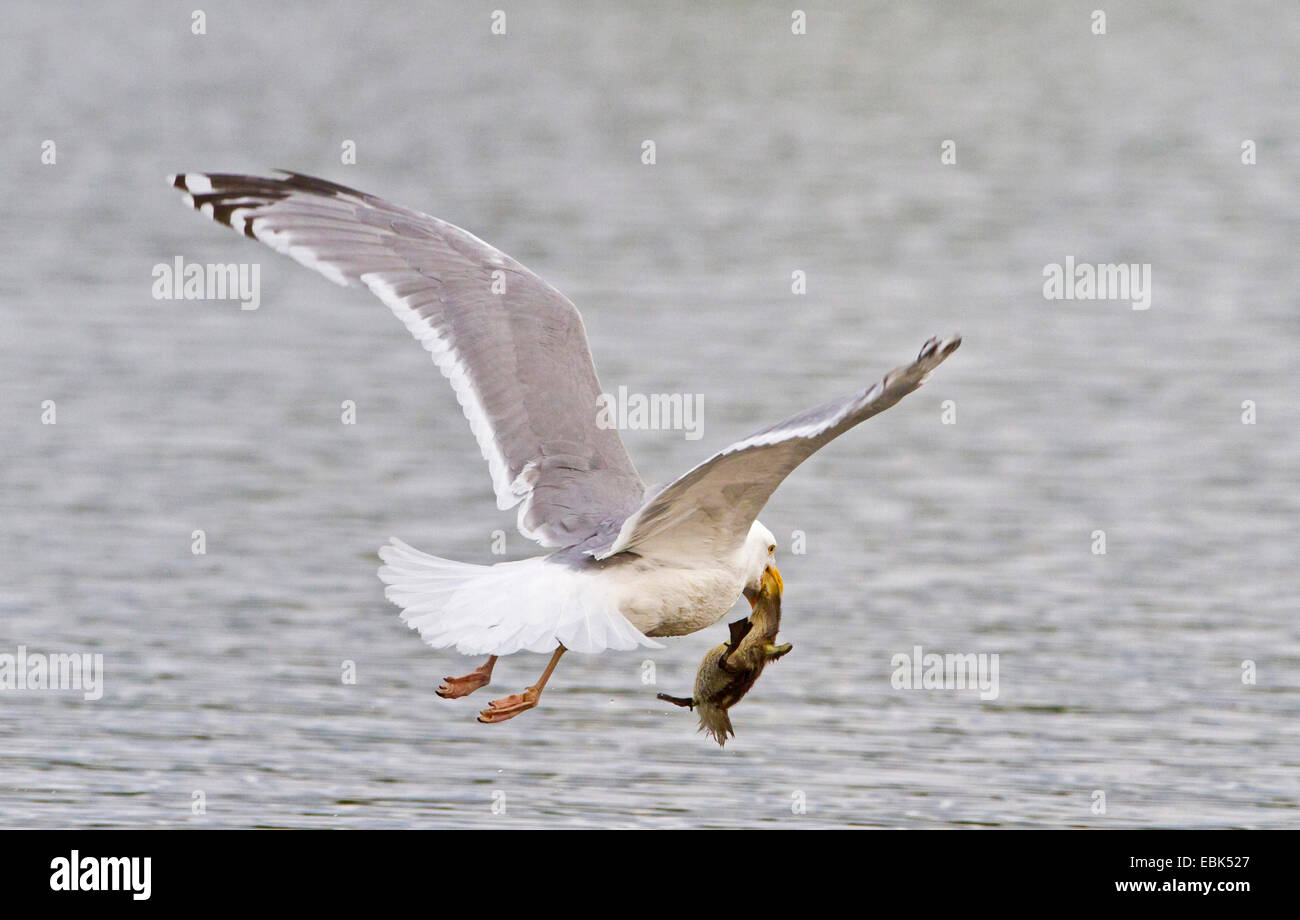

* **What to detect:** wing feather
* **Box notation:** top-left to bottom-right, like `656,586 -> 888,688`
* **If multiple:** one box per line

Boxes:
598,334 -> 962,560
170,171 -> 646,548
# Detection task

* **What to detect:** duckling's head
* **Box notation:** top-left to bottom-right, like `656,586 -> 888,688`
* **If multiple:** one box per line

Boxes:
740,521 -> 782,606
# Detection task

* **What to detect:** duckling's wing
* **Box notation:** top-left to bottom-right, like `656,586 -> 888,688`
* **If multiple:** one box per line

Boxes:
595,335 -> 961,561
727,618 -> 754,649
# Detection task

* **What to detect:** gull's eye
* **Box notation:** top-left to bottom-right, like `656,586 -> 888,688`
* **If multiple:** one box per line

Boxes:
767,544 -> 776,553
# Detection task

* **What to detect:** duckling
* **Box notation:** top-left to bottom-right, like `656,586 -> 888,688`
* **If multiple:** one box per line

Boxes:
657,565 -> 790,746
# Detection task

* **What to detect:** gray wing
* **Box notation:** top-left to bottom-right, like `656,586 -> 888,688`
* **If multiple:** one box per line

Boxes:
596,334 -> 961,560
170,171 -> 645,548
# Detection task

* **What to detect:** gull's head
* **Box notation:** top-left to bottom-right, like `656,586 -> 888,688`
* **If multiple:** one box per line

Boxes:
741,520 -> 782,607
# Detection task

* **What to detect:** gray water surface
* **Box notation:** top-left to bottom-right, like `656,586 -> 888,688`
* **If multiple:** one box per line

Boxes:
1,1 -> 1297,827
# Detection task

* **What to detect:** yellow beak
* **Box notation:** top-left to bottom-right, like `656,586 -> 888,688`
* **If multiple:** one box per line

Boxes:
746,564 -> 783,608
764,564 -> 784,596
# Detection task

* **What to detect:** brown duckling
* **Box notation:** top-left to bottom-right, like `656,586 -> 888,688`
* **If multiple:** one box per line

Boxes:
658,565 -> 790,745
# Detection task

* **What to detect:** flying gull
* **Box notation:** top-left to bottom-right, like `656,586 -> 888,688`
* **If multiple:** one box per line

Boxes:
170,170 -> 961,723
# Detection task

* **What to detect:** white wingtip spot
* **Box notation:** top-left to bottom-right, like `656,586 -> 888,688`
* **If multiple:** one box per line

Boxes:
183,173 -> 213,194
228,208 -> 251,236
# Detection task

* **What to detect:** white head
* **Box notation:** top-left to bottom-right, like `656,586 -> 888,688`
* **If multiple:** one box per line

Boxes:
741,520 -> 779,597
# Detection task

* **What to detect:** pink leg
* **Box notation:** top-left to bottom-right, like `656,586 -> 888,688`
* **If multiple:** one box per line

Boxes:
477,647 -> 566,724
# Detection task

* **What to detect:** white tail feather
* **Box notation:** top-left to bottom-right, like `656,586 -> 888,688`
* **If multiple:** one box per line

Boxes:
377,539 -> 659,656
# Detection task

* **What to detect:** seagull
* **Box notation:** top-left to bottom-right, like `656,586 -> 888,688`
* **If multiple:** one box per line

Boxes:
170,170 -> 961,724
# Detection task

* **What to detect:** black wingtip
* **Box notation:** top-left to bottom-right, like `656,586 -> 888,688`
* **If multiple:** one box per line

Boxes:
919,333 -> 962,361
271,168 -> 364,199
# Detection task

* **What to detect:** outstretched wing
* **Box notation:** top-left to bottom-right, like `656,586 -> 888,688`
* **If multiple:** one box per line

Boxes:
597,334 -> 961,561
170,171 -> 646,548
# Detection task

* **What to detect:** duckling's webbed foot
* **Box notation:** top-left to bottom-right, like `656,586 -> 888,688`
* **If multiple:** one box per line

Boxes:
765,642 -> 792,661
657,692 -> 695,710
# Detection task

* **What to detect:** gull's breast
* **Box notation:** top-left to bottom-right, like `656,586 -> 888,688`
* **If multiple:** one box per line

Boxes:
608,559 -> 745,638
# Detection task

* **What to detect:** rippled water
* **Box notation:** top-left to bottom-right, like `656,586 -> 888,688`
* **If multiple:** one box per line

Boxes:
1,1 -> 1297,828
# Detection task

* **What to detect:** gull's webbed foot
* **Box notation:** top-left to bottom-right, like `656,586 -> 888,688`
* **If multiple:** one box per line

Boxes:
477,687 -> 540,723
436,656 -> 496,699
475,646 -> 566,724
